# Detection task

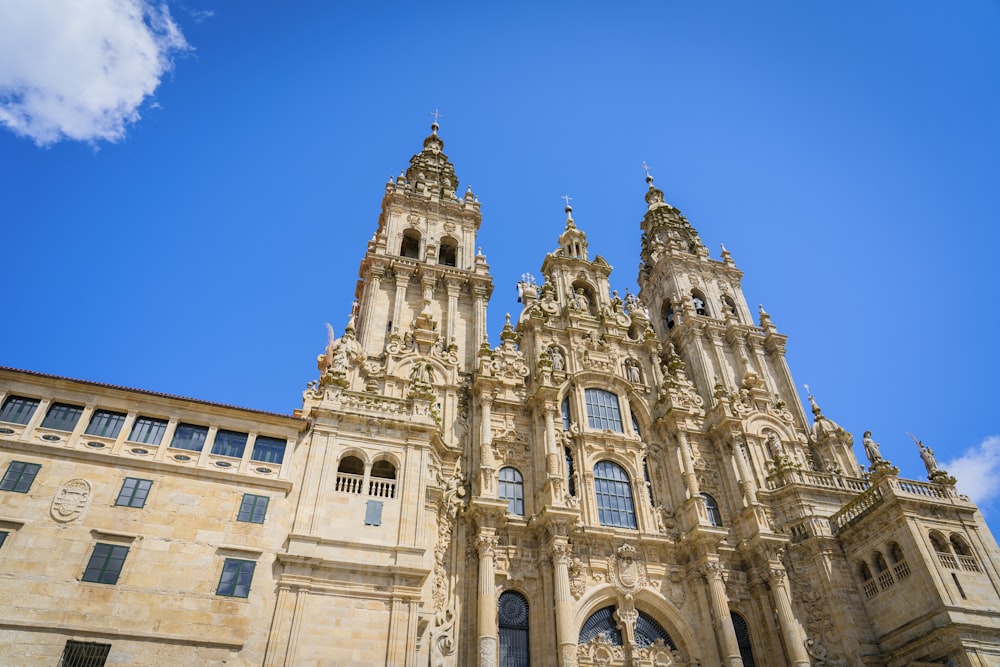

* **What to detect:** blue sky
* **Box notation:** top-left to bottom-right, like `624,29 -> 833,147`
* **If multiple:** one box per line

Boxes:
1,2 -> 998,531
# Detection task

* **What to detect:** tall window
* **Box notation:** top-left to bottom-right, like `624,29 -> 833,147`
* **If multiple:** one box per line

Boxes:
662,301 -> 675,330
217,558 -> 256,598
438,236 -> 458,267
251,436 -> 286,464
585,389 -> 623,432
171,423 -> 208,452
561,397 -> 571,430
82,543 -> 129,584
237,494 -> 269,523
498,591 -> 530,667
128,417 -> 168,445
731,612 -> 756,667
593,461 -> 637,529
115,478 -> 152,508
0,396 -> 39,424
85,410 -> 126,439
692,290 -> 708,316
40,403 -> 83,431
702,493 -> 722,527
499,467 -> 525,516
212,430 -> 247,458
0,461 -> 41,493
565,447 -> 576,497
400,229 -> 421,259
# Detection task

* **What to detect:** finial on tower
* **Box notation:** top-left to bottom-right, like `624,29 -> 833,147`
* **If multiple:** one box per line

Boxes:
641,161 -> 654,187
804,384 -> 823,418
429,108 -> 444,134
561,194 -> 575,228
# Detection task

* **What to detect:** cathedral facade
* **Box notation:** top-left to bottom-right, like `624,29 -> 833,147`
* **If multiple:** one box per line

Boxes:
1,125 -> 999,667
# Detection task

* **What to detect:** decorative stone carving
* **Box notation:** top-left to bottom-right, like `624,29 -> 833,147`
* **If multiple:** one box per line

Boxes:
577,633 -> 624,666
569,557 -> 587,599
50,478 -> 92,523
662,569 -> 686,609
479,636 -> 497,667
609,543 -> 647,594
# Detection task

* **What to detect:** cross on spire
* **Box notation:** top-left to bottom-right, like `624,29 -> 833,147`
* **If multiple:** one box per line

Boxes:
561,194 -> 573,208
429,108 -> 444,124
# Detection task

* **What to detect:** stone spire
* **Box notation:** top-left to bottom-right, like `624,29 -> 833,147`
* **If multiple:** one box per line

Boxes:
557,196 -> 588,260
638,164 -> 707,267
403,118 -> 460,199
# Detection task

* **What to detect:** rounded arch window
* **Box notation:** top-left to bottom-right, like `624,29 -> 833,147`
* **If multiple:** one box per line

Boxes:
337,455 -> 364,476
498,590 -> 530,666
635,610 -> 676,649
371,460 -> 396,479
888,542 -> 905,565
691,289 -> 708,316
593,461 -> 637,529
499,467 -> 525,516
400,229 -> 421,259
661,301 -> 675,330
929,531 -> 950,553
731,612 -> 756,667
873,552 -> 889,573
701,493 -> 722,527
438,235 -> 458,267
721,294 -> 739,320
857,561 -> 873,582
949,534 -> 972,557
579,605 -> 622,646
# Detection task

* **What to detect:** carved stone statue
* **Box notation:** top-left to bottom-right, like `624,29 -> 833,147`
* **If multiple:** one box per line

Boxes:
917,440 -> 940,475
569,288 -> 590,312
549,346 -> 565,371
862,431 -> 882,464
410,361 -> 434,385
625,360 -> 641,383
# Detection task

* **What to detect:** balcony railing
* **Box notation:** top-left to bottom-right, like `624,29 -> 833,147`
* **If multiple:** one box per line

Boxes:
937,552 -> 958,570
830,485 -> 885,533
893,560 -> 911,580
369,478 -> 396,499
958,555 -> 982,573
766,468 -> 870,492
335,472 -> 364,494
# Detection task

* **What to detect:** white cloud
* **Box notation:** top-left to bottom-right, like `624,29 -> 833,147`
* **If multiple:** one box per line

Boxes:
0,0 -> 189,146
943,435 -> 1000,509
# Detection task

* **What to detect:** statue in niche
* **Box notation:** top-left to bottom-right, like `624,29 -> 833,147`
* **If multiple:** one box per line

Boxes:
410,361 -> 434,385
569,288 -> 590,312
862,431 -> 882,464
331,344 -> 348,372
765,431 -> 784,458
625,360 -> 641,383
549,347 -> 565,371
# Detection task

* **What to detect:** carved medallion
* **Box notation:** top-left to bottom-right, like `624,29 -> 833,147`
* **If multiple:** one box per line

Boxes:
608,543 -> 647,594
50,478 -> 92,523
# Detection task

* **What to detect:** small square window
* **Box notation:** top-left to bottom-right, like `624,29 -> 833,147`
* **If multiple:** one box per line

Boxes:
61,640 -> 111,667
40,403 -> 83,432
212,430 -> 247,458
115,478 -> 153,508
0,396 -> 40,425
365,500 -> 384,526
237,494 -> 269,523
0,461 -> 41,493
251,436 -> 286,464
128,417 -> 168,445
84,410 -> 127,439
171,423 -> 208,452
216,558 -> 255,598
82,543 -> 129,584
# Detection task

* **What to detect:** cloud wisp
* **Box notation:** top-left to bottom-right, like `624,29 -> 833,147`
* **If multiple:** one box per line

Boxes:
0,0 -> 190,146
943,435 -> 1000,511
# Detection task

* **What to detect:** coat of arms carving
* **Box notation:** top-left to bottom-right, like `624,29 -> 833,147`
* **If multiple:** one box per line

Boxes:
50,478 -> 92,523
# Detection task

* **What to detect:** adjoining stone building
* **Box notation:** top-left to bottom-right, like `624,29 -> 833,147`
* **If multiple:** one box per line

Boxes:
1,124 -> 998,666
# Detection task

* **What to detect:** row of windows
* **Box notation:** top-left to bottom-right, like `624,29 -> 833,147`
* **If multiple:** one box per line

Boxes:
0,395 -> 287,464
496,459 -> 724,531
77,542 -> 255,597
661,290 -> 740,328
0,460 -> 270,523
398,229 -> 458,266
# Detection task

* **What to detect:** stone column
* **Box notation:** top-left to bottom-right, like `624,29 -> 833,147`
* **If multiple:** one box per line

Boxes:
476,533 -> 499,667
357,263 -> 384,350
544,404 -> 560,477
701,561 -> 743,667
445,279 -> 461,346
676,430 -> 701,499
392,269 -> 412,334
550,541 -> 578,667
473,285 -> 489,350
729,439 -> 758,506
769,567 -> 810,666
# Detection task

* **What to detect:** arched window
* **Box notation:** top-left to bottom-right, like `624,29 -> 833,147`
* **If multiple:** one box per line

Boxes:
400,229 -> 421,259
561,397 -> 571,430
857,561 -> 873,582
662,301 -> 675,330
721,295 -> 739,321
593,461 -> 637,529
438,236 -> 458,267
691,290 -> 708,316
336,455 -> 365,494
950,534 -> 972,557
702,493 -> 722,527
369,459 -> 397,498
731,612 -> 756,667
631,412 -> 642,437
579,606 -> 622,645
565,447 -> 576,497
635,611 -> 676,649
498,591 -> 530,667
929,531 -> 950,553
873,552 -> 889,573
584,389 -> 623,432
888,542 -> 905,565
499,467 -> 525,516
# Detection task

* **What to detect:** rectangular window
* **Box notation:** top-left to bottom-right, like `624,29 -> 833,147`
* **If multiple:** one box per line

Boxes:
170,423 -> 208,452
212,430 -> 247,458
251,436 -> 286,464
84,410 -> 127,439
0,461 -> 41,493
0,396 -> 40,425
115,477 -> 152,508
364,500 -> 383,526
216,558 -> 255,598
61,640 -> 111,667
237,493 -> 269,523
128,417 -> 168,445
40,402 -> 84,431
584,388 -> 624,432
82,543 -> 129,584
